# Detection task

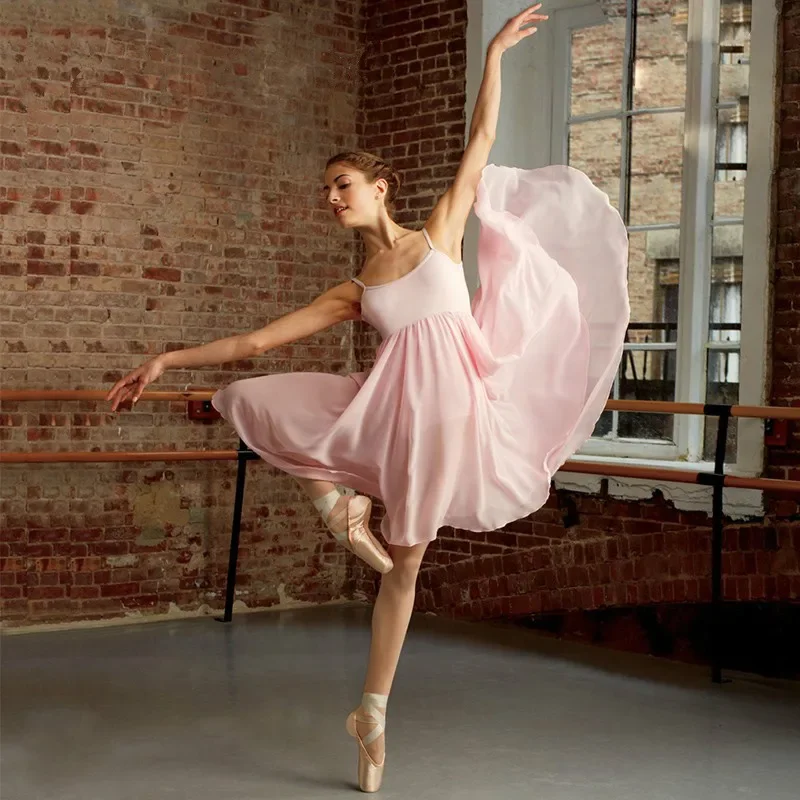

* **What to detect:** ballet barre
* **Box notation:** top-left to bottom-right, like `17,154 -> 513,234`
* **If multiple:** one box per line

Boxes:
2,389 -> 798,684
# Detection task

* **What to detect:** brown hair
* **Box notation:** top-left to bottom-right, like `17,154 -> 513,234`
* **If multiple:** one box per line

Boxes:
326,151 -> 401,217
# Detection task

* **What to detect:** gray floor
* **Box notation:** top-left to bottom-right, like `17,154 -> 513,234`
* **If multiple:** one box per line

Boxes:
2,605 -> 799,800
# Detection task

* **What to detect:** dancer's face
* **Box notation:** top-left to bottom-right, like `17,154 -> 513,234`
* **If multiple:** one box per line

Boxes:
322,164 -> 386,227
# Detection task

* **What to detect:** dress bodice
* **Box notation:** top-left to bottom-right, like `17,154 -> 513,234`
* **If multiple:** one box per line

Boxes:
351,229 -> 471,339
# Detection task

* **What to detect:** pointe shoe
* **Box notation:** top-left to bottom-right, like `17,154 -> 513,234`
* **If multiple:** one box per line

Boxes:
346,704 -> 386,793
343,495 -> 393,574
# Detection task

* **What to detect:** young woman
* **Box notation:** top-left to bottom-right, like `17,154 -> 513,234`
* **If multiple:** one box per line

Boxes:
107,4 -> 629,792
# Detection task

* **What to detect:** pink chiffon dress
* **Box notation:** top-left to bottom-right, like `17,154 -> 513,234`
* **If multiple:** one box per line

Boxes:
211,164 -> 630,547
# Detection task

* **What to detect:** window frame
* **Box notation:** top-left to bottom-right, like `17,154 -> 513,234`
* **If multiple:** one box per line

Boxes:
463,0 -> 776,492
546,0 -> 775,477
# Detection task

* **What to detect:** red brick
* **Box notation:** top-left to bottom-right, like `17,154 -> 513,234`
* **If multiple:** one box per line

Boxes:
207,30 -> 241,46
143,267 -> 180,282
29,200 -> 60,214
168,23 -> 207,40
190,12 -> 227,30
72,141 -> 101,156
99,582 -> 141,597
28,586 -> 66,600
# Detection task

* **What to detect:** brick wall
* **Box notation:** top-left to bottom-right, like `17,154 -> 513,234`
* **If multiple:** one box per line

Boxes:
1,0 -> 368,624
772,0 -> 800,487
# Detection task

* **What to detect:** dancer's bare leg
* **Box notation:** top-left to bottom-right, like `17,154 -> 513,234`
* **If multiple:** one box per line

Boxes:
355,542 -> 429,764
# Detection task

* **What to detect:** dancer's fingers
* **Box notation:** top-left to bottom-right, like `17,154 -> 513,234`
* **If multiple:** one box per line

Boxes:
108,386 -> 128,411
519,12 -> 547,30
513,4 -> 538,23
106,375 -> 132,402
132,383 -> 147,404
109,388 -> 125,411
111,382 -> 137,411
119,386 -> 138,409
523,4 -> 548,16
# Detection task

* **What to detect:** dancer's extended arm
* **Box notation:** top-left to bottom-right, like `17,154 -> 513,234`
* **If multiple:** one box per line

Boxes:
167,282 -> 360,366
106,281 -> 361,410
428,4 -> 547,248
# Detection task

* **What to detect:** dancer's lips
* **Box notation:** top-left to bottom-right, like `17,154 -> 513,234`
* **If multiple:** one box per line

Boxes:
334,206 -> 348,217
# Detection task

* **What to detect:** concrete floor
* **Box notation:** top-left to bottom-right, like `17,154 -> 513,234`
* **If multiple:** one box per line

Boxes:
2,604 -> 799,800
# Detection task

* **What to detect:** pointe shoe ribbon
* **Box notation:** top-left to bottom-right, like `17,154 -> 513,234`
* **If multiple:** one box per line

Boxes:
344,496 -> 393,574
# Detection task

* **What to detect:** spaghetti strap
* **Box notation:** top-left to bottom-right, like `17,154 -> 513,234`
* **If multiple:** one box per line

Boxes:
421,227 -> 434,251
351,277 -> 366,289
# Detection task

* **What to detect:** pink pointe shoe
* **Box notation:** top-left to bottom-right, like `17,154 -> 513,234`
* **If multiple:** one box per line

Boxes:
346,699 -> 386,793
343,495 -> 393,575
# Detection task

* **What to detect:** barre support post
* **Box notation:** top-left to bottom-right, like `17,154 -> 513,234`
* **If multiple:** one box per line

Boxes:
218,439 -> 249,623
706,403 -> 732,684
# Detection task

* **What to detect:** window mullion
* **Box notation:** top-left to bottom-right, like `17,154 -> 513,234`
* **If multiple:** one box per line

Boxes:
674,0 -> 720,461
618,0 -> 636,223
735,0 -> 778,476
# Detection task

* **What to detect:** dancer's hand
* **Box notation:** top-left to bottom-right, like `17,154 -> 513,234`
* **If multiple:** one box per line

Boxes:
106,355 -> 167,411
490,3 -> 548,53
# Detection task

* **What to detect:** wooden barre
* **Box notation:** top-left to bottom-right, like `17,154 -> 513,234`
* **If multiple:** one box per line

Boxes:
1,449 -> 797,494
1,390 -> 798,420
0,390 -> 216,402
0,450 -> 239,463
561,461 -> 800,493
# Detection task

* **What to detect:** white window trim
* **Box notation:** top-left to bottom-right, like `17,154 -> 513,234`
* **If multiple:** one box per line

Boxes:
464,0 -> 778,515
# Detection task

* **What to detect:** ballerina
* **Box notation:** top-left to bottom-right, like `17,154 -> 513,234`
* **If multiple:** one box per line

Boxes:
107,4 -> 629,791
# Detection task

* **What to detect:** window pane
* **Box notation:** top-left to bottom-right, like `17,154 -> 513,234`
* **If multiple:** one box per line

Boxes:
568,119 -> 621,211
592,230 -> 676,442
708,225 -> 742,344
628,231 -> 679,347
593,358 -> 676,443
594,408 -> 614,438
718,1 -> 751,104
704,349 -> 739,462
633,0 -> 688,109
629,112 -> 685,225
703,224 -> 742,461
714,105 -> 747,219
570,14 -> 625,118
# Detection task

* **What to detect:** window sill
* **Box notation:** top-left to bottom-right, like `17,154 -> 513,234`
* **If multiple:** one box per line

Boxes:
556,455 -> 764,519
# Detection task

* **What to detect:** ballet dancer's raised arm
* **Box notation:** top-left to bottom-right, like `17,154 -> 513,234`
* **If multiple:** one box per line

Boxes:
105,281 -> 362,411
427,3 -> 547,252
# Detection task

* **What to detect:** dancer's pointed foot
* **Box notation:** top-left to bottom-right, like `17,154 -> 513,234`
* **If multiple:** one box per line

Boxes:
346,693 -> 387,792
315,490 -> 393,574
345,496 -> 393,574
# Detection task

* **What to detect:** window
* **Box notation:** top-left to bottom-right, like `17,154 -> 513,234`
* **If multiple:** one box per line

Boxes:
465,0 -> 776,489
561,0 -> 756,465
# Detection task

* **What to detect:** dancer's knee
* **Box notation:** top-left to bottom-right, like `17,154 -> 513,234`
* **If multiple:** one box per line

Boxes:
384,543 -> 428,592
